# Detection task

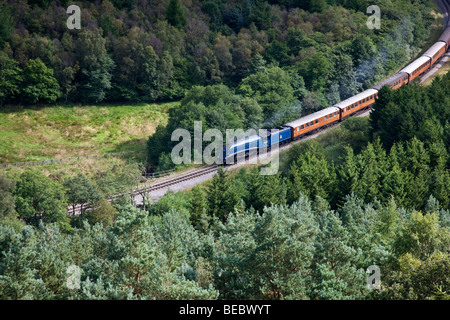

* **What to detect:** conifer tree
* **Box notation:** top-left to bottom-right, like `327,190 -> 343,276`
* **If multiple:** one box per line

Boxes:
166,0 -> 186,30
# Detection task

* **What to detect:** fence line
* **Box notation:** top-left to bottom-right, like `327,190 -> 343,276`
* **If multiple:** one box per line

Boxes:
0,150 -> 146,168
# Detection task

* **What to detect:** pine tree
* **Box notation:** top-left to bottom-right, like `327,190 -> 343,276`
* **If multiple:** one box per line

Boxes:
311,213 -> 366,299
166,0 -> 186,30
288,151 -> 336,204
189,186 -> 209,231
354,141 -> 384,203
337,147 -> 359,205
0,175 -> 16,220
248,202 -> 318,299
373,198 -> 401,243
206,168 -> 241,222
0,226 -> 52,299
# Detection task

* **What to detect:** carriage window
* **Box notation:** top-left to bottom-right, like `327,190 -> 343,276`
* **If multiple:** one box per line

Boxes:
325,115 -> 328,120
310,121 -> 314,126
301,125 -> 304,129
334,112 -> 337,116
306,123 -> 309,127
315,119 -> 318,124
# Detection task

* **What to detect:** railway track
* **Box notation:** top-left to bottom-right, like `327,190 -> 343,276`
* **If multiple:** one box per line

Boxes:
135,165 -> 219,194
67,165 -> 219,215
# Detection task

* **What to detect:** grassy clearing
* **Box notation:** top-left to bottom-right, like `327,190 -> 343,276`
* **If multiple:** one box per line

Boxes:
0,152 -> 146,182
0,101 -> 178,164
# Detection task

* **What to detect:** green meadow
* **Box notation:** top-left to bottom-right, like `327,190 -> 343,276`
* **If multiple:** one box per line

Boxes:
0,102 -> 178,164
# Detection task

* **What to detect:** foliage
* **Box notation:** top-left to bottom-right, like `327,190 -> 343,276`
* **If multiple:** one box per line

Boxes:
238,67 -> 296,119
0,52 -> 22,106
63,173 -> 103,215
0,175 -> 16,219
370,75 -> 450,151
21,58 -> 60,104
83,199 -> 118,228
0,0 -> 435,108
166,0 -> 187,30
75,29 -> 115,103
13,170 -> 70,232
0,0 -> 447,301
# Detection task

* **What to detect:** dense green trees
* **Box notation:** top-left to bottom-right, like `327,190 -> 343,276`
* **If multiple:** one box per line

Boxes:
75,29 -> 115,103
0,175 -> 16,220
0,207 -> 218,299
370,76 -> 450,152
63,174 -> 103,216
13,171 -> 70,232
0,52 -> 22,106
1,188 -> 448,300
0,2 -> 13,48
0,0 -> 435,106
166,0 -> 187,30
0,161 -> 143,231
206,168 -> 241,222
0,54 -> 58,105
238,67 -> 296,118
21,58 -> 60,104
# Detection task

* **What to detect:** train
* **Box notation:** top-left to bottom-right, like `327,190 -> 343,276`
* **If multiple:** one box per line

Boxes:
220,0 -> 450,165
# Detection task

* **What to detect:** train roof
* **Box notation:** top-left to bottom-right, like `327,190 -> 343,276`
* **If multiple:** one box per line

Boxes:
438,27 -> 450,44
372,72 -> 408,90
226,133 -> 261,149
400,56 -> 431,74
422,42 -> 446,58
284,107 -> 340,128
333,89 -> 378,109
258,126 -> 291,138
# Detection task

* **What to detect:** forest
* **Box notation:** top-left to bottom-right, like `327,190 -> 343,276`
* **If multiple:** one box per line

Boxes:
1,72 -> 449,300
0,0 -> 435,107
0,0 -> 449,301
